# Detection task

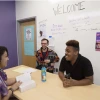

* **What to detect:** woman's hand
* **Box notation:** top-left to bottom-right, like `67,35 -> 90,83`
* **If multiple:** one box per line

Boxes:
11,81 -> 22,91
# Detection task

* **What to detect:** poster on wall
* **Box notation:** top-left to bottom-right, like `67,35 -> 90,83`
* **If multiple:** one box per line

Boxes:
24,26 -> 34,56
38,19 -> 47,38
24,26 -> 34,41
95,32 -> 100,51
24,42 -> 34,56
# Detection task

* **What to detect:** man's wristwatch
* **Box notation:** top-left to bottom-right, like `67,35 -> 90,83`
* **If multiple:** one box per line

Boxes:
9,88 -> 14,95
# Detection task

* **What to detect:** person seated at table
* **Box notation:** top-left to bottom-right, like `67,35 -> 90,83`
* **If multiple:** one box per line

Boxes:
36,38 -> 59,73
0,46 -> 22,100
58,40 -> 94,87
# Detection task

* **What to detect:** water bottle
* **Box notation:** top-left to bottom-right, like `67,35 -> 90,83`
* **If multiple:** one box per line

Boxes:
41,66 -> 46,82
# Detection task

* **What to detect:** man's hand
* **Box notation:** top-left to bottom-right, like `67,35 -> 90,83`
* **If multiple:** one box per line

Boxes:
44,59 -> 50,63
63,78 -> 76,87
63,78 -> 70,87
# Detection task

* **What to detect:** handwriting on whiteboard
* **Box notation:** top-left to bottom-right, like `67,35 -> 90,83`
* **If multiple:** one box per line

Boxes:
51,24 -> 66,35
68,15 -> 100,31
53,1 -> 85,16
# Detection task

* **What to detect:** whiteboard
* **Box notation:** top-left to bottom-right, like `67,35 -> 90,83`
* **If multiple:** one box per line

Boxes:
37,1 -> 100,84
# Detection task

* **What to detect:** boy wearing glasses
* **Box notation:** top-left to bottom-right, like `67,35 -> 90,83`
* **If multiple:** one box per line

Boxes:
36,38 -> 59,73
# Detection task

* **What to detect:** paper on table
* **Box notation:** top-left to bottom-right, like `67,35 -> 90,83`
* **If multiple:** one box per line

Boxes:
16,73 -> 31,83
23,68 -> 37,74
13,67 -> 37,74
13,67 -> 28,73
16,73 -> 36,92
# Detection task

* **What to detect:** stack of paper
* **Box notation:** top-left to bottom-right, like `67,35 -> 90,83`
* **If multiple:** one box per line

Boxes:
13,67 -> 37,74
16,73 -> 36,92
16,73 -> 31,83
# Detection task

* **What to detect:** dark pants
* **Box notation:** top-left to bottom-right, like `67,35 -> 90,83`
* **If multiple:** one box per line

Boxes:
9,96 -> 19,100
36,65 -> 42,70
36,65 -> 53,73
47,69 -> 53,73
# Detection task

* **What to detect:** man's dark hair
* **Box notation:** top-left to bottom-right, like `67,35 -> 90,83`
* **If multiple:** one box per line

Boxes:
66,40 -> 80,51
41,38 -> 49,44
0,46 -> 8,62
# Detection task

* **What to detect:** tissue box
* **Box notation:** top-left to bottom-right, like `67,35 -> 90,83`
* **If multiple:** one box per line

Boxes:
19,80 -> 36,92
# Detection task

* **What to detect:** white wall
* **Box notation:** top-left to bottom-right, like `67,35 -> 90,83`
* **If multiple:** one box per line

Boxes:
16,0 -> 100,85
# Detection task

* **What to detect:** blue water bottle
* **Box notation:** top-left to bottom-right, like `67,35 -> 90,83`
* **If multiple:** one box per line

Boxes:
41,66 -> 46,82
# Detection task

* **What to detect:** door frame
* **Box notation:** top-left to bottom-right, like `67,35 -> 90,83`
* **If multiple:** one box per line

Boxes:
16,16 -> 37,65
